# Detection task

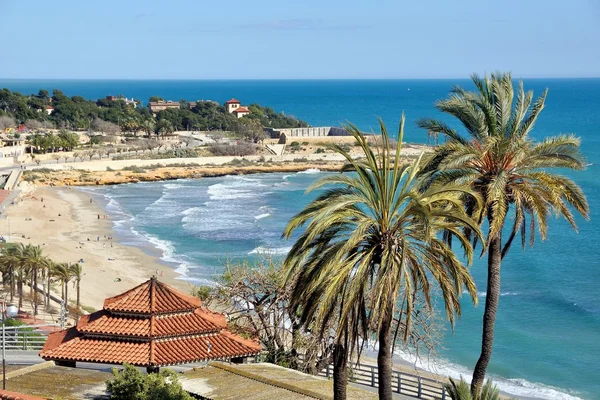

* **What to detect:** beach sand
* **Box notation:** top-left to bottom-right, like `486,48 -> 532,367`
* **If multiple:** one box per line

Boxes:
1,185 -> 192,311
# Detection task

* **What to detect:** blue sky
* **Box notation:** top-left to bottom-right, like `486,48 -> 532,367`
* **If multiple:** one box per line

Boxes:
1,0 -> 599,79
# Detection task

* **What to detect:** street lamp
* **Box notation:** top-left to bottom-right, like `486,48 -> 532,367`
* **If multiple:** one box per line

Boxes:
2,299 -> 18,389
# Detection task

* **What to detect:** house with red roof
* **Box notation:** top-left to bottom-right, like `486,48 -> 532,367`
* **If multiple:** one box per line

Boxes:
224,98 -> 251,118
40,277 -> 261,372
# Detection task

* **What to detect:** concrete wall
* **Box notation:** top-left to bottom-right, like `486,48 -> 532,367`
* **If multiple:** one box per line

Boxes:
265,126 -> 351,139
0,145 -> 26,165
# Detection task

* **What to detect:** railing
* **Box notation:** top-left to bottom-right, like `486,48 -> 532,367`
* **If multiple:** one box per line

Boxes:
1,324 -> 57,350
320,361 -> 447,399
290,353 -> 447,400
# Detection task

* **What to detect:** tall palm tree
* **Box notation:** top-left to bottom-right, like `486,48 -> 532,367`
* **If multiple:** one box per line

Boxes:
417,72 -> 589,395
283,117 -> 480,400
0,244 -> 20,301
22,244 -> 49,316
69,263 -> 83,309
53,263 -> 72,304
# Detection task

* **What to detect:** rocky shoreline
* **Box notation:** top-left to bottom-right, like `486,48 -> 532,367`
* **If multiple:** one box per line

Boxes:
22,161 -> 346,186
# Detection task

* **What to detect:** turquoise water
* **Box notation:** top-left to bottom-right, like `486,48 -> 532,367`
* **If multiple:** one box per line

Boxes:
3,79 -> 598,399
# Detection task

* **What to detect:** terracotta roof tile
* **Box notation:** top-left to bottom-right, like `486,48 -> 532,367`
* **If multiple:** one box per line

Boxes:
103,278 -> 201,314
78,310 -> 150,337
153,332 -> 262,365
233,107 -> 250,113
41,336 -> 151,366
40,278 -> 261,367
0,390 -> 47,400
225,98 -> 241,104
77,309 -> 226,338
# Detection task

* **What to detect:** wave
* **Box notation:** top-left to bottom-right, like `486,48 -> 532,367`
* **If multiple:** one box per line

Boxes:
297,168 -> 321,174
464,290 -> 520,298
207,182 -> 262,201
248,246 -> 292,255
254,213 -> 271,220
391,348 -> 583,400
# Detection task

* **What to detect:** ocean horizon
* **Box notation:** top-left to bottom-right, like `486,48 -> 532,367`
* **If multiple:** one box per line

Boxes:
4,78 -> 598,399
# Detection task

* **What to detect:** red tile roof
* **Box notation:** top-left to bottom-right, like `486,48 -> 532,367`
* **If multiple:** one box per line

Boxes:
40,277 -> 261,367
41,329 -> 259,366
0,391 -> 47,400
233,107 -> 250,113
225,98 -> 241,104
103,278 -> 201,314
77,309 -> 226,338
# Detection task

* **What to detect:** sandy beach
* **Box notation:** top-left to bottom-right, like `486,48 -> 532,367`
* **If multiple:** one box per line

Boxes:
1,185 -> 192,311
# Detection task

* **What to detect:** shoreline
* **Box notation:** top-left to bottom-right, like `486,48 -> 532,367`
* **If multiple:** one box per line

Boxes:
1,185 -> 193,311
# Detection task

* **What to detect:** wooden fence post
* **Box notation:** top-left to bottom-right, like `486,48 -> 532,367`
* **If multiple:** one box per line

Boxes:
417,376 -> 422,398
442,386 -> 446,400
370,366 -> 375,387
326,364 -> 331,379
396,372 -> 401,393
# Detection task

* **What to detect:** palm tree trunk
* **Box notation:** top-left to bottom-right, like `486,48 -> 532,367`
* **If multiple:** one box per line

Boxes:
9,266 -> 14,302
471,232 -> 502,396
76,279 -> 80,309
46,274 -> 51,306
33,267 -> 38,316
377,297 -> 395,400
18,276 -> 23,310
333,340 -> 348,400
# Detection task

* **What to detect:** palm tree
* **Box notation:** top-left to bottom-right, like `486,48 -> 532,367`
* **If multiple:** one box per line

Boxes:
53,263 -> 72,304
0,244 -> 20,301
283,117 -> 480,400
69,263 -> 83,309
22,244 -> 49,316
417,72 -> 589,395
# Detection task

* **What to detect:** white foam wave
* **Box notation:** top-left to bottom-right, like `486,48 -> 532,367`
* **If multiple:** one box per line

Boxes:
248,246 -> 292,255
164,183 -> 184,189
254,213 -> 271,220
464,290 -> 520,298
297,168 -> 321,174
390,347 -> 582,400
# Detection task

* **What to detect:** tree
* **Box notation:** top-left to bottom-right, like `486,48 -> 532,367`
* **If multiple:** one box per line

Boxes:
0,116 -> 16,131
92,119 -> 120,135
149,96 -> 164,103
57,129 -> 79,150
24,119 -> 44,131
234,118 -> 266,143
69,263 -> 83,309
53,262 -> 72,303
106,363 -> 193,400
209,257 -> 335,374
417,72 -> 589,396
283,118 -> 480,400
22,244 -> 48,316
155,119 -> 174,135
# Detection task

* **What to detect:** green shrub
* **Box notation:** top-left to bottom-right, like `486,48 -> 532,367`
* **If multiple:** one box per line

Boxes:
106,363 -> 193,400
122,166 -> 147,173
192,286 -> 212,302
315,148 -> 325,154
444,377 -> 502,400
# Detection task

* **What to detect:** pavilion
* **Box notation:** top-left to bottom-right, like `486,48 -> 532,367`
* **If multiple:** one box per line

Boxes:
40,277 -> 261,372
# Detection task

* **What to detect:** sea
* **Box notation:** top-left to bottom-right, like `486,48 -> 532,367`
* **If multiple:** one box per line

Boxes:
2,79 -> 598,399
